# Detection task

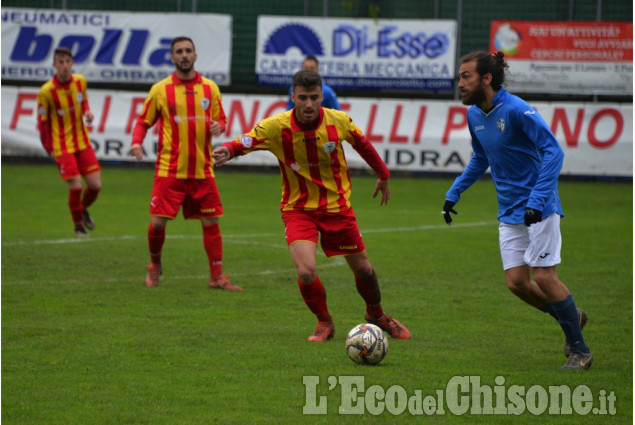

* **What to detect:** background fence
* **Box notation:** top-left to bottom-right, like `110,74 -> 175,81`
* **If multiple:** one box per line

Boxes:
3,0 -> 633,102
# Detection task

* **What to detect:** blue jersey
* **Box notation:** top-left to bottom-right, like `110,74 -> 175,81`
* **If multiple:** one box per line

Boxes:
446,88 -> 564,224
286,83 -> 341,110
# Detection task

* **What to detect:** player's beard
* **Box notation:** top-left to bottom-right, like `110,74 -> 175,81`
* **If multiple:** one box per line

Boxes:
300,107 -> 316,123
461,83 -> 487,106
175,61 -> 193,74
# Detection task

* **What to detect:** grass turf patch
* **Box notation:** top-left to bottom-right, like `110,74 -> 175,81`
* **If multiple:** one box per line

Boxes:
2,162 -> 632,424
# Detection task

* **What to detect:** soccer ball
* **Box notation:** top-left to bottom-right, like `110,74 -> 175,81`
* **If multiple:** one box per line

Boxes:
345,323 -> 388,365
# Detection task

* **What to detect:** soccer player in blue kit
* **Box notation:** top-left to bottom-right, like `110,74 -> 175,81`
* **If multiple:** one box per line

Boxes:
442,51 -> 592,370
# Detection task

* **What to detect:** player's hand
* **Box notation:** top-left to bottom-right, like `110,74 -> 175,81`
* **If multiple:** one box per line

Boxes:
442,200 -> 457,225
84,111 -> 94,125
524,207 -> 542,226
128,144 -> 144,161
212,147 -> 230,167
210,120 -> 223,137
373,178 -> 390,206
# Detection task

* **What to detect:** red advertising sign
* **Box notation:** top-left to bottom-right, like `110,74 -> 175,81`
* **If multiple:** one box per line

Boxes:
2,87 -> 632,177
490,21 -> 633,95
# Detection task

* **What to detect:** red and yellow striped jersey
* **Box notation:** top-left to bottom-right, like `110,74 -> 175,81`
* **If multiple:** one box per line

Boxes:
37,74 -> 92,157
133,72 -> 227,179
224,108 -> 389,213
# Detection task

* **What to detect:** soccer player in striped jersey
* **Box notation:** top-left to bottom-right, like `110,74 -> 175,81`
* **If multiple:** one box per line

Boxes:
213,69 -> 411,342
37,46 -> 101,237
129,36 -> 240,291
443,51 -> 591,369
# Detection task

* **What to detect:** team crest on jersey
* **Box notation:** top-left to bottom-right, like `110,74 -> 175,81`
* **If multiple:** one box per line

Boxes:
57,109 -> 65,116
201,98 -> 210,110
241,135 -> 253,148
290,162 -> 301,171
323,141 -> 336,154
76,93 -> 83,103
39,107 -> 46,116
497,118 -> 505,133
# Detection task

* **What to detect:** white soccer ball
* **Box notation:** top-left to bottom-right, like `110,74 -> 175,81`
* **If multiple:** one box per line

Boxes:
345,323 -> 388,365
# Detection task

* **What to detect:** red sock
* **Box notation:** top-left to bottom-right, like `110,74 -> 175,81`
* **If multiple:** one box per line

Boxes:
148,223 -> 165,265
82,187 -> 100,209
298,276 -> 332,322
202,223 -> 223,280
355,269 -> 384,319
68,188 -> 83,229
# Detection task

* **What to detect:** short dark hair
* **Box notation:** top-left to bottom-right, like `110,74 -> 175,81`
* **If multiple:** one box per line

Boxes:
171,36 -> 195,53
292,69 -> 322,91
54,46 -> 73,59
460,50 -> 508,91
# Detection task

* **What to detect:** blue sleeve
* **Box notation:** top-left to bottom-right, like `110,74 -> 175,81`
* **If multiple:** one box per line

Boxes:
323,93 -> 340,110
445,130 -> 490,203
285,85 -> 294,111
520,112 -> 564,212
322,85 -> 340,110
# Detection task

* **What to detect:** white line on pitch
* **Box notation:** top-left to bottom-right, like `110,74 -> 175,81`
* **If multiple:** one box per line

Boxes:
362,221 -> 495,234
4,256 -> 347,286
1,221 -> 496,247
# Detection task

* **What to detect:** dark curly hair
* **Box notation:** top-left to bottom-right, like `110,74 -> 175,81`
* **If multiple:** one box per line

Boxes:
460,50 -> 509,91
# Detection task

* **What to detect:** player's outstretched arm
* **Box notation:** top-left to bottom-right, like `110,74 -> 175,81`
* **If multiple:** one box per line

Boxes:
373,178 -> 390,206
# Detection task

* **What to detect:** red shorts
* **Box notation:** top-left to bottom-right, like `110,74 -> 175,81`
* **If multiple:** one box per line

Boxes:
282,208 -> 365,257
56,147 -> 101,180
150,176 -> 223,220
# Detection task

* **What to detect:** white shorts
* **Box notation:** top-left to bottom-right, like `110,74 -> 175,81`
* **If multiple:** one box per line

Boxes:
498,213 -> 562,270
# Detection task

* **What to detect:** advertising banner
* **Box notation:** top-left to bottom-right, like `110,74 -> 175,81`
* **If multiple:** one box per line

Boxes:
2,86 -> 632,177
256,15 -> 457,91
1,8 -> 232,85
490,21 -> 633,95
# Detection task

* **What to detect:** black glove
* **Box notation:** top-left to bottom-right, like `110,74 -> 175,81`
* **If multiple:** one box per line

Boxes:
524,207 -> 542,226
442,201 -> 457,225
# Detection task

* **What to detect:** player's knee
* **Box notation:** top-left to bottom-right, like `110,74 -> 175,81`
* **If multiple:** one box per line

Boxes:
533,268 -> 556,286
297,269 -> 317,285
505,278 -> 528,295
346,253 -> 373,278
67,178 -> 82,190
353,265 -> 374,280
150,217 -> 167,231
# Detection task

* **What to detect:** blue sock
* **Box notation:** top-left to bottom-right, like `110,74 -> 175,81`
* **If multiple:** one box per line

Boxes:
539,303 -> 558,320
549,295 -> 590,354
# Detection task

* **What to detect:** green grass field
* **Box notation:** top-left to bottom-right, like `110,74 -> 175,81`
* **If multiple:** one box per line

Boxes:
2,161 -> 632,424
